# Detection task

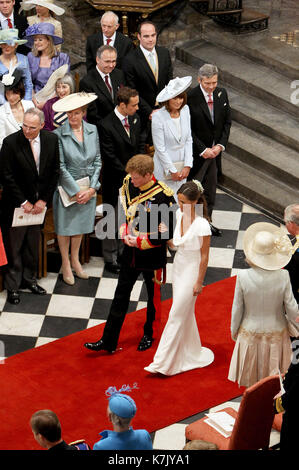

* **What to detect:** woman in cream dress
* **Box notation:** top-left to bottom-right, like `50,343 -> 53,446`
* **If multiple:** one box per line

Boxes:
228,222 -> 299,388
152,76 -> 193,199
145,181 -> 214,376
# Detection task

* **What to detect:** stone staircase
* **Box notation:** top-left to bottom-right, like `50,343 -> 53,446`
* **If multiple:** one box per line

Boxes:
173,25 -> 299,220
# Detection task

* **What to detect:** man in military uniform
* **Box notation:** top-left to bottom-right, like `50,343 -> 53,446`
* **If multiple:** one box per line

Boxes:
84,154 -> 176,352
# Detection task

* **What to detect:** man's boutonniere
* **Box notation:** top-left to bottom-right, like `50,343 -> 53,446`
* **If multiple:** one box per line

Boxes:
218,91 -> 222,98
133,118 -> 137,124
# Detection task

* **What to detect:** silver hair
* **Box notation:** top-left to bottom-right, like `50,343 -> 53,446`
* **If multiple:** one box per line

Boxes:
24,107 -> 45,125
284,204 -> 299,226
198,63 -> 218,79
100,10 -> 119,25
55,73 -> 75,94
96,44 -> 117,59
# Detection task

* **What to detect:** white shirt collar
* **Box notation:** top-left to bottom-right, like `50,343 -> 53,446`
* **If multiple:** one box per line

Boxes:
114,106 -> 127,122
200,84 -> 212,100
0,11 -> 14,27
102,31 -> 116,45
140,44 -> 156,58
96,66 -> 109,81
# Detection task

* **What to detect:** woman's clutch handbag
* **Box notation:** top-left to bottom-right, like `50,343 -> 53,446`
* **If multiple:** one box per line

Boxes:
164,161 -> 184,180
58,177 -> 95,207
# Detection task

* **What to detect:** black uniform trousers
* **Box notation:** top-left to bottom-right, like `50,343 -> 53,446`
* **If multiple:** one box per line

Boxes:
102,264 -> 157,350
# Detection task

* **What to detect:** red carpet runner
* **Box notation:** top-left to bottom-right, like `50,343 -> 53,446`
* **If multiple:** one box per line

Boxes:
0,276 -> 243,450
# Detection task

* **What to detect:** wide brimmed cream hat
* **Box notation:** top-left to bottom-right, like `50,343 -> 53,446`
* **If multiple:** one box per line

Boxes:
19,0 -> 65,16
243,222 -> 293,270
156,76 -> 192,103
34,64 -> 69,103
52,92 -> 98,112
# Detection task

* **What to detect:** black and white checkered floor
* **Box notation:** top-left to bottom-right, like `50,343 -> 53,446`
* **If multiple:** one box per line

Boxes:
0,188 -> 282,449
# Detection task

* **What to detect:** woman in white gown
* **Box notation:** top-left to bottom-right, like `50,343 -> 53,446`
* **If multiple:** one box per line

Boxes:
145,181 -> 214,376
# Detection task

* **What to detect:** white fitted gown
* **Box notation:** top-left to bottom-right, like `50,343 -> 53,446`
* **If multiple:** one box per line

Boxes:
144,209 -> 214,376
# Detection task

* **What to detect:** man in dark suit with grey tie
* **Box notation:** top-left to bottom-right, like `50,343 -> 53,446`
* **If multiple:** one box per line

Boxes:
0,0 -> 28,54
79,44 -> 125,130
187,63 -> 231,236
0,108 -> 59,305
86,10 -> 133,72
98,86 -> 145,274
122,21 -> 173,138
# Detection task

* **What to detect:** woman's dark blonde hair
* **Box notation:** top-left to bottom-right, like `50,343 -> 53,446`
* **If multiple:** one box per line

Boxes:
162,92 -> 187,113
32,35 -> 56,58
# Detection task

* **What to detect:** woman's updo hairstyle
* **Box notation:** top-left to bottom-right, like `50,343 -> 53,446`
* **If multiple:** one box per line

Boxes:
177,180 -> 209,219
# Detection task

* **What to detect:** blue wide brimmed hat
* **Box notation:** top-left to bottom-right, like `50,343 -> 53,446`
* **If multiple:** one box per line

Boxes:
25,23 -> 63,48
105,384 -> 138,419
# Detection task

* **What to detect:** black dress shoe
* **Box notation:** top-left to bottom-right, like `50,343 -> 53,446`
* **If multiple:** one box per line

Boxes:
137,335 -> 153,351
105,262 -> 120,274
23,283 -> 47,295
7,290 -> 20,305
84,339 -> 115,353
210,224 -> 222,237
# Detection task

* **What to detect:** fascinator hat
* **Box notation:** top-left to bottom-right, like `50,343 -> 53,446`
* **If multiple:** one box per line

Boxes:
19,0 -> 65,16
156,76 -> 192,103
25,23 -> 63,47
243,222 -> 293,270
105,383 -> 138,419
0,29 -> 27,46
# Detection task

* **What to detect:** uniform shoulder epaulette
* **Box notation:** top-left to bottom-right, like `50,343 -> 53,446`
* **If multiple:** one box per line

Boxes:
158,180 -> 174,197
123,174 -> 131,184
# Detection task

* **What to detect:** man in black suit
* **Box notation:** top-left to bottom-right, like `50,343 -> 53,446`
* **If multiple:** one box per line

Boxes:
284,204 -> 299,304
0,108 -> 59,305
79,44 -> 125,129
86,10 -> 133,72
0,0 -> 28,54
98,86 -> 145,274
122,21 -> 173,138
187,63 -> 231,236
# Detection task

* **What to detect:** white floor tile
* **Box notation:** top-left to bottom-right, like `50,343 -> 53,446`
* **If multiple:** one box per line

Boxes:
130,280 -> 143,301
86,319 -> 106,329
46,295 -> 94,318
0,291 -> 7,311
37,272 -> 59,294
153,423 -> 187,450
95,278 -> 118,299
0,312 -> 44,337
136,301 -> 147,311
242,204 -> 260,214
235,230 -> 245,250
211,210 -> 242,231
208,247 -> 235,268
81,256 -> 104,277
36,337 -> 58,347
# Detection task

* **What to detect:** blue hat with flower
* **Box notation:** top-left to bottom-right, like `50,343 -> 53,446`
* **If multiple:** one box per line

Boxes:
25,23 -> 63,48
105,383 -> 138,419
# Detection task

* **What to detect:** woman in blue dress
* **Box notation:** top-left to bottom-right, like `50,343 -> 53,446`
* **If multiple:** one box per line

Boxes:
0,28 -> 32,105
52,92 -> 101,285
